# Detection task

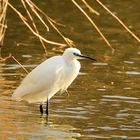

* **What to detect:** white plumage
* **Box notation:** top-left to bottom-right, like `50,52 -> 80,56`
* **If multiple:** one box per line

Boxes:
12,48 -> 81,103
12,48 -> 96,115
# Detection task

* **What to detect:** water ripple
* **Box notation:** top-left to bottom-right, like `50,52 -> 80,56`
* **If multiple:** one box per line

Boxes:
103,95 -> 138,100
126,71 -> 140,75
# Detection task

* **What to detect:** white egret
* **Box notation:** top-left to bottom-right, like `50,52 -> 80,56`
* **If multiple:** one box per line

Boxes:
12,48 -> 96,115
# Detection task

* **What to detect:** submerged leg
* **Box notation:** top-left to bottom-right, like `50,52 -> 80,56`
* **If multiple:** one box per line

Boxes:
46,98 -> 49,116
40,103 -> 44,115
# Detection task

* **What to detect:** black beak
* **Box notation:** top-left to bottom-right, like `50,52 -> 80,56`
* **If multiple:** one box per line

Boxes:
74,53 -> 96,61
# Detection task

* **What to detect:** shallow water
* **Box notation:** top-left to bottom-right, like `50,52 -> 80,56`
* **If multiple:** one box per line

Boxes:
0,0 -> 140,139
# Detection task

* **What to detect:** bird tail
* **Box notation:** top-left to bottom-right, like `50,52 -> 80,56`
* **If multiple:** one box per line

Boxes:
12,87 -> 24,101
12,92 -> 22,101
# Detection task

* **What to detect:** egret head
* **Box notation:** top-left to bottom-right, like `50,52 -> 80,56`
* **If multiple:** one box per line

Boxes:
63,48 -> 96,61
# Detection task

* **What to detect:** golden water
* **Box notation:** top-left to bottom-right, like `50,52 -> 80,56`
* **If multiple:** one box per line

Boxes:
0,0 -> 140,139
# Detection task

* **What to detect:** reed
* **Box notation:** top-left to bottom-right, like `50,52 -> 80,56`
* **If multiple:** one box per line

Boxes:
81,0 -> 100,16
0,0 -> 9,61
0,0 -> 8,46
72,0 -> 114,53
8,3 -> 67,53
26,0 -> 74,47
11,55 -> 29,74
95,0 -> 140,42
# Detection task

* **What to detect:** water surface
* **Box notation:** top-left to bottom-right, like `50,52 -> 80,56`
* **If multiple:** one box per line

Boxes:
0,0 -> 140,139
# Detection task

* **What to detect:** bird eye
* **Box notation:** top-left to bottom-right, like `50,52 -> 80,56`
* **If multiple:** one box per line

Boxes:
73,53 -> 78,56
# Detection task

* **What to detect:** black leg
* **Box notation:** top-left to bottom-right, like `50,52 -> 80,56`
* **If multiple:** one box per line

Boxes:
40,103 -> 43,115
46,98 -> 49,116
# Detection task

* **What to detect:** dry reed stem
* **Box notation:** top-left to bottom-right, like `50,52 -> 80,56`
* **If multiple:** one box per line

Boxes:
28,0 -> 65,27
0,52 -> 11,62
0,0 -> 11,61
48,19 -> 74,47
8,2 -> 66,47
95,0 -> 140,42
25,0 -> 49,32
81,0 -> 100,16
72,0 -> 114,52
27,0 -> 74,47
11,55 -> 29,74
21,0 -> 47,56
0,0 -> 8,46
